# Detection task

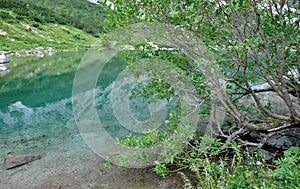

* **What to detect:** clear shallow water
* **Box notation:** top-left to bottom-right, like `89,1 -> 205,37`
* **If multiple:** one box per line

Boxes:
0,51 -> 129,155
0,52 -> 85,157
0,51 -> 186,189
0,51 -> 174,159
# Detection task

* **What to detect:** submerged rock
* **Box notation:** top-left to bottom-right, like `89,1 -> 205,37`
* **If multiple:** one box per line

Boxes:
2,154 -> 41,170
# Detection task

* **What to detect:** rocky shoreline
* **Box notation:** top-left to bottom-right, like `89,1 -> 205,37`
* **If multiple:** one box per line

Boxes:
3,47 -> 74,58
0,128 -> 183,189
0,48 -> 78,77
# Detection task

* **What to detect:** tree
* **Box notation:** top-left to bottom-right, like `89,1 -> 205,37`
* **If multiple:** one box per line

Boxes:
102,0 -> 299,148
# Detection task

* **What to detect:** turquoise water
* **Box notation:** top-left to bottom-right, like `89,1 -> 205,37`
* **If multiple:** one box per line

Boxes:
0,51 -> 197,189
0,52 -> 86,157
0,51 -> 125,155
0,51 -> 173,159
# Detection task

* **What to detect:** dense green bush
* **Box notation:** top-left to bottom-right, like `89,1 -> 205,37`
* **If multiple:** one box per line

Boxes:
97,0 -> 300,188
156,138 -> 300,189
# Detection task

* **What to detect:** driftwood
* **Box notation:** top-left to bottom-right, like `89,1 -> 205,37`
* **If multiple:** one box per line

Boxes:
2,154 -> 41,170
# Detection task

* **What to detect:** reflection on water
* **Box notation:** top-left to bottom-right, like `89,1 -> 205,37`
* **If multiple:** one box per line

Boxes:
0,52 -> 84,156
0,52 -> 84,109
0,51 -> 185,189
0,51 -> 171,157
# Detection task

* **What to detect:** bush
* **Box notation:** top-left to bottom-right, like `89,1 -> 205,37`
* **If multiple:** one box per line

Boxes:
272,147 -> 300,189
0,10 -> 14,19
175,140 -> 300,189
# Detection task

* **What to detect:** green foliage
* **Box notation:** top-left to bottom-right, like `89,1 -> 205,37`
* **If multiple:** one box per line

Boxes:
104,161 -> 112,168
0,14 -> 96,51
0,10 -> 14,20
130,44 -> 209,96
178,140 -> 300,189
153,161 -> 169,177
0,0 -> 102,51
130,79 -> 175,101
115,47 -> 204,149
116,98 -> 181,148
272,147 -> 300,189
116,137 -> 300,188
0,0 -> 106,35
116,129 -> 168,148
104,0 -> 300,122
103,1 -> 300,188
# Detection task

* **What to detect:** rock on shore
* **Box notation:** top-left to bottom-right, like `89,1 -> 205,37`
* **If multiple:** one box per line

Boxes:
2,154 -> 41,170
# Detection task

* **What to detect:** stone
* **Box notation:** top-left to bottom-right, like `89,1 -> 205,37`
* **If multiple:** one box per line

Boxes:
0,29 -> 7,36
2,154 -> 41,170
267,133 -> 300,150
0,53 -> 9,71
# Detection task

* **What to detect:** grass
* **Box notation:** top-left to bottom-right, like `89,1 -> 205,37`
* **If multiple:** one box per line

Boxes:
0,10 -> 98,52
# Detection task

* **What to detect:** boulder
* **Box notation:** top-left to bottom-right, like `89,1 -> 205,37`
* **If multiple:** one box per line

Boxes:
2,154 -> 41,170
0,53 -> 9,63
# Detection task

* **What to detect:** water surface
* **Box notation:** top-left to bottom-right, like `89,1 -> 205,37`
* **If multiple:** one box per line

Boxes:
0,52 -> 86,156
0,51 -> 185,188
0,51 -> 169,160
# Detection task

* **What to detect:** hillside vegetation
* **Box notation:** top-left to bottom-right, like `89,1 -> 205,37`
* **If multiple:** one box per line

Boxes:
0,0 -> 106,34
0,0 -> 106,51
